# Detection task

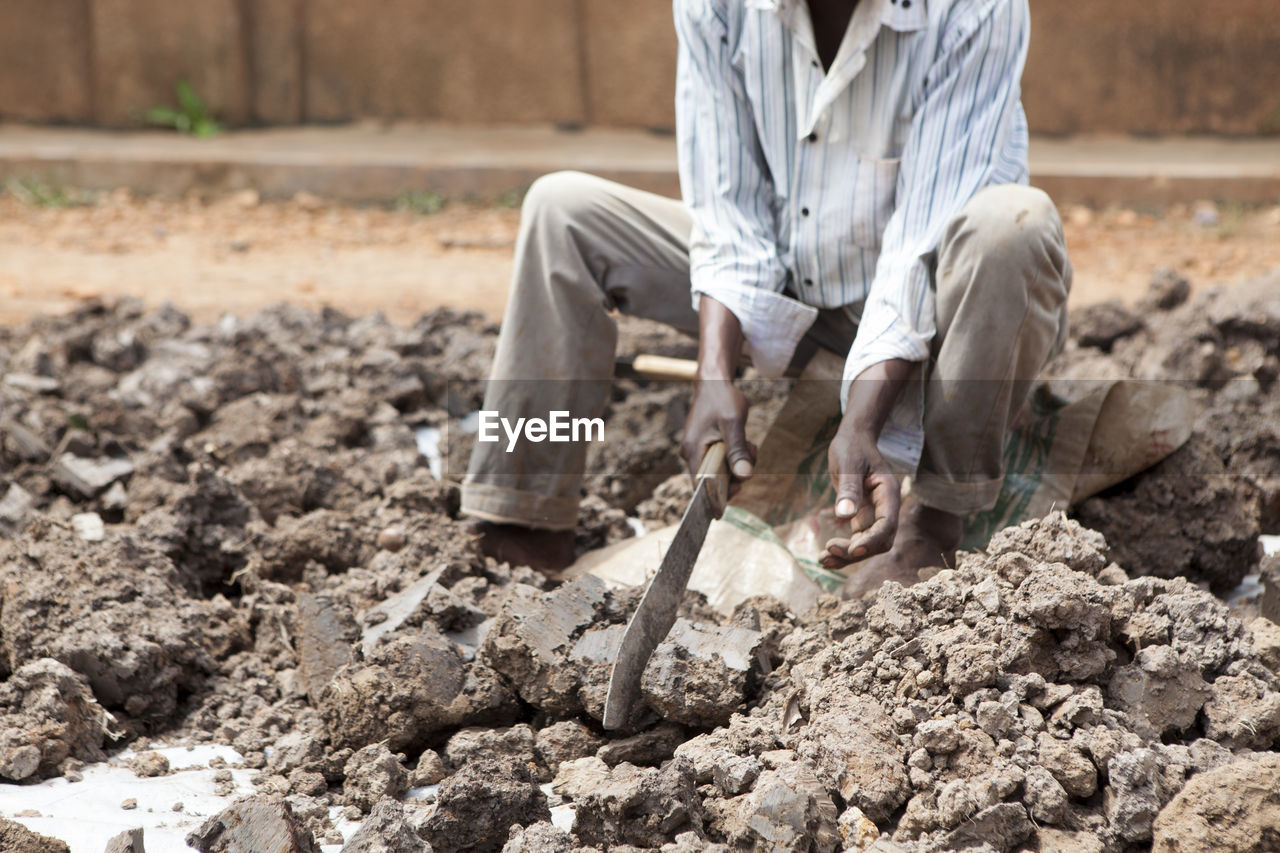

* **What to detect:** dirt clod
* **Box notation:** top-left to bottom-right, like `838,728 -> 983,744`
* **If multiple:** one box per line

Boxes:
186,796 -> 319,853
0,658 -> 110,781
422,758 -> 550,853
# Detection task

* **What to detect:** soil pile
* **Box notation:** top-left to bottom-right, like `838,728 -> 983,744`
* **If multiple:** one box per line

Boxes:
0,268 -> 1277,851
1056,269 -> 1280,591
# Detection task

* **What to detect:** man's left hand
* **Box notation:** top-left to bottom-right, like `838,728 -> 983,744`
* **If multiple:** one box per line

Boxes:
821,421 -> 901,570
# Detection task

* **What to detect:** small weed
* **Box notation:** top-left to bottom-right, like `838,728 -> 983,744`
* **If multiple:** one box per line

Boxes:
147,79 -> 224,138
394,189 -> 447,215
495,187 -> 527,209
5,176 -> 95,208
68,413 -> 90,432
1216,202 -> 1246,240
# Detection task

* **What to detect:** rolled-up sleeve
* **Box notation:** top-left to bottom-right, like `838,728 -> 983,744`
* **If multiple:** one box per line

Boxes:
842,0 -> 1031,401
676,0 -> 816,376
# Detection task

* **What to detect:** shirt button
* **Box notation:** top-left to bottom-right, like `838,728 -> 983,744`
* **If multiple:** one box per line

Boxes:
807,132 -> 818,143
801,207 -> 810,217
811,59 -> 820,68
804,278 -> 814,287
902,0 -> 911,6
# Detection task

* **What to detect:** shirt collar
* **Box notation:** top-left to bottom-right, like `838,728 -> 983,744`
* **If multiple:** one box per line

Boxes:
747,0 -> 928,34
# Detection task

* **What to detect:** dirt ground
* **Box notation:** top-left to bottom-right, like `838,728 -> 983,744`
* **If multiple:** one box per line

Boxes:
1,187 -> 1278,325
4,183 -> 1280,852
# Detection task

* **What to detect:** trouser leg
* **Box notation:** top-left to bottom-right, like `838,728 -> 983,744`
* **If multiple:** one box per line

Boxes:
461,171 -> 695,530
912,184 -> 1073,515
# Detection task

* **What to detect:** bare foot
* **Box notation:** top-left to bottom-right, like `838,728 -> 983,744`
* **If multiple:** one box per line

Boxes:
464,519 -> 575,575
839,497 -> 962,600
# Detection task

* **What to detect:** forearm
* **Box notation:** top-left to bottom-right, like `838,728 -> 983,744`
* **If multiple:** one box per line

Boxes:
841,359 -> 912,437
695,295 -> 745,382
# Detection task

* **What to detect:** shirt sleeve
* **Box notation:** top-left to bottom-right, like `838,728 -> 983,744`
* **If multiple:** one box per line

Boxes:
675,0 -> 815,376
842,0 -> 1031,402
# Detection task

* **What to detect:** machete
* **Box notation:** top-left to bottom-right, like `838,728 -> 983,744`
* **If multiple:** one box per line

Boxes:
603,441 -> 730,730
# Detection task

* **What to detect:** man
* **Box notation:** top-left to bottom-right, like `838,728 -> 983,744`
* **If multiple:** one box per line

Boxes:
462,0 -> 1071,597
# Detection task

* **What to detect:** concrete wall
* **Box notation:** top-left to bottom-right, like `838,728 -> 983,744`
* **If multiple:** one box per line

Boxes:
1,0 -> 1277,135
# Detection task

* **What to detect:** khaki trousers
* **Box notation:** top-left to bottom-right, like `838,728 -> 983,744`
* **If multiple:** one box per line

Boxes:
461,171 -> 1072,529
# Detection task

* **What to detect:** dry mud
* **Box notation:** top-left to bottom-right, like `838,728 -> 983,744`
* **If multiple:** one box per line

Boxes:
0,268 -> 1277,852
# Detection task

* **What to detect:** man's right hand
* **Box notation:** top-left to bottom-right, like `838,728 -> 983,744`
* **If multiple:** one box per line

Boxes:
681,377 -> 755,481
681,295 -> 755,484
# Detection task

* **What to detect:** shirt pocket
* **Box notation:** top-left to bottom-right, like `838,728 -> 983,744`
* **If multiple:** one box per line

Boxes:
849,154 -> 901,250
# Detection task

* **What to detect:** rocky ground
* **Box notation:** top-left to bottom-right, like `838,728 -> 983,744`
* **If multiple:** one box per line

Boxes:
0,265 -> 1279,852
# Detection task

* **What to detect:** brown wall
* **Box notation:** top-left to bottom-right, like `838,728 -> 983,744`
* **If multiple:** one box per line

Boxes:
1,0 -> 1276,135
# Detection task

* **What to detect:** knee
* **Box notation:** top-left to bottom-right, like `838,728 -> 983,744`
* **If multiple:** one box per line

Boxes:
522,170 -> 607,227
956,184 -> 1064,261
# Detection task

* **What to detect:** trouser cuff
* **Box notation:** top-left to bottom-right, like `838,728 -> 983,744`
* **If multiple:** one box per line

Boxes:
460,481 -> 579,531
910,471 -> 1004,517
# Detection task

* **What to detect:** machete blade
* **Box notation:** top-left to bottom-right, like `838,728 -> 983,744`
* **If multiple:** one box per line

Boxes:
602,480 -> 719,730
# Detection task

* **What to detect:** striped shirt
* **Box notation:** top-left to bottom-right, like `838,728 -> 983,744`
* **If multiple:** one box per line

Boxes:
675,0 -> 1031,391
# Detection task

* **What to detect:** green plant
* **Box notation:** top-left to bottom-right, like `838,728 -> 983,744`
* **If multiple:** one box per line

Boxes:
4,176 -> 94,207
495,187 -> 527,209
393,189 -> 447,215
1216,202 -> 1246,240
146,79 -> 223,138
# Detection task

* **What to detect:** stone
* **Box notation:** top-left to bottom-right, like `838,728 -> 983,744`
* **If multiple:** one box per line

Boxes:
535,720 -> 604,775
712,754 -> 762,797
342,744 -> 409,812
837,806 -> 880,851
1107,645 -> 1210,736
53,453 -> 135,497
788,685 -> 909,824
0,817 -> 71,853
500,821 -> 577,853
359,567 -> 444,655
321,624 -> 518,753
376,524 -> 408,552
338,798 -> 430,853
715,762 -> 838,852
422,758 -> 550,853
104,827 -> 145,853
1072,300 -> 1145,351
410,749 -> 446,786
444,724 -> 539,774
1106,748 -> 1177,843
1023,765 -> 1068,824
1038,736 -> 1098,799
131,751 -> 170,777
1036,828 -> 1105,853
942,803 -> 1034,851
186,797 -> 320,853
71,511 -> 106,541
944,644 -> 999,695
294,593 -> 358,705
570,757 -> 702,849
915,719 -> 961,754
1248,617 -> 1280,672
0,483 -> 34,532
479,576 -> 628,721
1202,673 -> 1280,749
597,723 -> 686,767
639,618 -> 766,726
1151,752 -> 1280,853
550,756 -> 612,803
0,658 -> 110,782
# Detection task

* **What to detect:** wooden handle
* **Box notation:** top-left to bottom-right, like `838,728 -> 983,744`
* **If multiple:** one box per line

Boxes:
632,354 -> 698,382
697,441 -> 730,516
